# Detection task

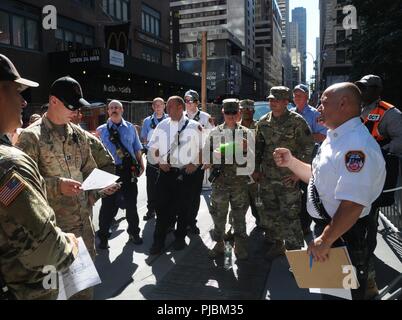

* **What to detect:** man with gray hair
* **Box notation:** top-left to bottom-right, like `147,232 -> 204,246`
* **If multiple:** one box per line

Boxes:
96,100 -> 145,250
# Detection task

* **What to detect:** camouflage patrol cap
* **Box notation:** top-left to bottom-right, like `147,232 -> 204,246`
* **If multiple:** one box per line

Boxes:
184,89 -> 199,102
222,98 -> 240,113
239,99 -> 255,109
267,86 -> 291,100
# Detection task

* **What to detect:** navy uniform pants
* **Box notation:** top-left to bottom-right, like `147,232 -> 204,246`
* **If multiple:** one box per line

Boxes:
98,167 -> 140,240
313,216 -> 369,300
146,162 -> 159,214
186,166 -> 204,228
152,168 -> 194,247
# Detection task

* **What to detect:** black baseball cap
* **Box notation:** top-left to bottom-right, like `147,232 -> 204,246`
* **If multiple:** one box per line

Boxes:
50,76 -> 90,111
0,54 -> 39,90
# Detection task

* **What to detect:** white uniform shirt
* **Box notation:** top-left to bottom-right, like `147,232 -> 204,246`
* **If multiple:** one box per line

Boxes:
148,115 -> 203,169
185,109 -> 214,147
307,117 -> 386,220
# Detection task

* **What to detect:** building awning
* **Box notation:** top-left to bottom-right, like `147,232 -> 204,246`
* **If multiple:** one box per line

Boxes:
48,48 -> 201,88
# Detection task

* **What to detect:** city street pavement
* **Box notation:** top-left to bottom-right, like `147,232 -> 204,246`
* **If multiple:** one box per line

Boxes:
91,167 -> 402,300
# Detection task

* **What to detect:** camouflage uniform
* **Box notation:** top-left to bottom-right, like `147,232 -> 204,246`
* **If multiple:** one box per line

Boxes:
16,115 -> 98,299
256,88 -> 314,250
0,135 -> 75,300
85,131 -> 115,175
227,120 -> 261,230
207,99 -> 252,259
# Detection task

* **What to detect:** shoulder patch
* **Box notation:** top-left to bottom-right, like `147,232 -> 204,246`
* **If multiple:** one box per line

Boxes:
0,173 -> 26,207
198,125 -> 203,132
345,151 -> 365,173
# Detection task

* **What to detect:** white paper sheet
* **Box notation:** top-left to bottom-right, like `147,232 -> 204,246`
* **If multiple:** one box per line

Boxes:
309,288 -> 352,300
57,238 -> 101,300
81,168 -> 119,191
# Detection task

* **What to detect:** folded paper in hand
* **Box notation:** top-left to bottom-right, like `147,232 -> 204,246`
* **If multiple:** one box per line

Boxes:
57,238 -> 101,300
81,168 -> 119,191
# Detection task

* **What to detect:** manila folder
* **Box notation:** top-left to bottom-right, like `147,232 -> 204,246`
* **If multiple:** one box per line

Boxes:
285,246 -> 358,289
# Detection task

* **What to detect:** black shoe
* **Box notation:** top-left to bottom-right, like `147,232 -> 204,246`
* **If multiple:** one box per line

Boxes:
149,244 -> 163,255
187,225 -> 200,235
99,238 -> 109,250
173,238 -> 187,251
143,211 -> 155,221
128,234 -> 143,245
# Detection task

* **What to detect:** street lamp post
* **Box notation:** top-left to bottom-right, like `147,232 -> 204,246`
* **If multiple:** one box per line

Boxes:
304,52 -> 317,94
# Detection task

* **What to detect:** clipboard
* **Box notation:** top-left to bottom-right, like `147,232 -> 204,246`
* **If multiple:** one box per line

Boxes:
285,246 -> 359,289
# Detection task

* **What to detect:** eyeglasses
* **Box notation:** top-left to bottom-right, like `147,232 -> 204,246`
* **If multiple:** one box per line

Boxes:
224,111 -> 238,115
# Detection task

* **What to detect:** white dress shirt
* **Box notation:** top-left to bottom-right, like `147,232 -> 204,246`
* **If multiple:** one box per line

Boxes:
307,117 -> 386,219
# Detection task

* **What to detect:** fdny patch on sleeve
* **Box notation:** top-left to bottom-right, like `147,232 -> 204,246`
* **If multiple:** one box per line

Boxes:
0,173 -> 26,207
345,151 -> 365,172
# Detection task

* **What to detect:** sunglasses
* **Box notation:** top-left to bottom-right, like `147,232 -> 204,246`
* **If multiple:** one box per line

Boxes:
224,111 -> 238,115
59,98 -> 79,111
185,99 -> 197,104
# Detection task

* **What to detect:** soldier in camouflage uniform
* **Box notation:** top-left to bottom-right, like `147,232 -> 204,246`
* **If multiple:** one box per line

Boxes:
206,99 -> 253,260
253,86 -> 314,260
71,108 -> 115,175
17,76 -> 117,300
0,54 -> 78,300
225,99 -> 261,241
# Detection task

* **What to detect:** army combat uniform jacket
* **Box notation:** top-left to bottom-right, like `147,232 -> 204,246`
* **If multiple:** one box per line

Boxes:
0,135 -> 75,299
16,115 -> 98,258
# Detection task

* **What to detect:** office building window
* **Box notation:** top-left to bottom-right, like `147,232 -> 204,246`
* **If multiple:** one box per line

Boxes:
55,27 -> 94,51
336,29 -> 346,44
12,16 -> 25,47
0,10 -> 40,50
141,4 -> 161,38
26,19 -> 39,49
103,0 -> 129,21
336,50 -> 346,64
336,10 -> 345,24
141,45 -> 161,64
0,11 -> 10,44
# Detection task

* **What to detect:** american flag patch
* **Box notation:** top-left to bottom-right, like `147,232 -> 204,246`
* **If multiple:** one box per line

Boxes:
0,174 -> 26,207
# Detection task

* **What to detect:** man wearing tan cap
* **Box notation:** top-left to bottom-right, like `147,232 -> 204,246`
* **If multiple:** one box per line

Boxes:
253,86 -> 314,260
0,54 -> 78,300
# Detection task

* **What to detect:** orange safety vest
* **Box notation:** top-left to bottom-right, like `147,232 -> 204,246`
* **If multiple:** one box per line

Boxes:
363,100 -> 395,143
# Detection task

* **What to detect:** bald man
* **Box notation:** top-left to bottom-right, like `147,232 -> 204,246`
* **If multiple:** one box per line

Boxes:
273,83 -> 386,300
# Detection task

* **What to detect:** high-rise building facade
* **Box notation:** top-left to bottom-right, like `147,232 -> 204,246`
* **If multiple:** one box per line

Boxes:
255,0 -> 283,93
277,0 -> 289,48
170,0 -> 260,99
292,7 -> 306,83
319,0 -> 356,89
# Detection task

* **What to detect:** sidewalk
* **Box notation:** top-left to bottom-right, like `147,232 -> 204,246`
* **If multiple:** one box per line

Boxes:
92,176 -> 402,300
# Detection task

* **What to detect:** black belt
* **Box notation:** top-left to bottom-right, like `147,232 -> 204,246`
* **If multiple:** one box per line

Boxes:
309,177 -> 332,223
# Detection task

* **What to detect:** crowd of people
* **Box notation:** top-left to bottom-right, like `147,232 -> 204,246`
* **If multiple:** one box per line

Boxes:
1,52 -> 401,300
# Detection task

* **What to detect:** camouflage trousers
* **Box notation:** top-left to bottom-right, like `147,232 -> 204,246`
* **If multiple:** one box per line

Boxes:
210,182 -> 249,241
228,182 -> 262,225
67,218 -> 96,300
260,180 -> 304,248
